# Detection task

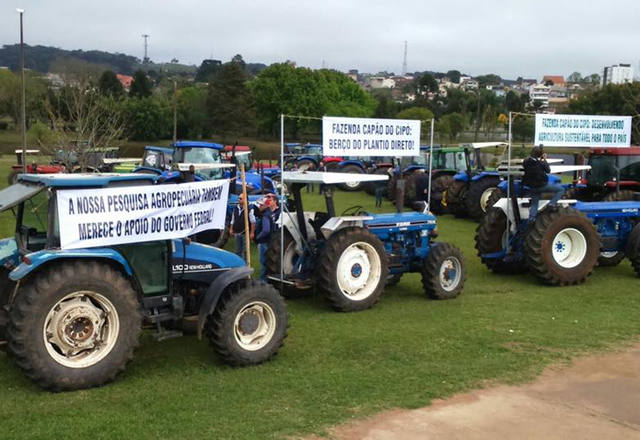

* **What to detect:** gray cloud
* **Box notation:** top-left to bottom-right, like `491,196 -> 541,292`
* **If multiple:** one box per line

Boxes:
2,0 -> 639,79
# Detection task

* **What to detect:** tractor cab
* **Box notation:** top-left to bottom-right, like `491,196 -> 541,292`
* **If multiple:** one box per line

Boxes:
571,147 -> 640,200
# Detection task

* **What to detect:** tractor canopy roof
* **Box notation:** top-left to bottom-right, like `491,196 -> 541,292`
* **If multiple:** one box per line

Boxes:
172,141 -> 223,150
590,147 -> 640,156
16,173 -> 158,188
145,145 -> 174,154
462,142 -> 508,149
223,145 -> 251,152
282,170 -> 387,184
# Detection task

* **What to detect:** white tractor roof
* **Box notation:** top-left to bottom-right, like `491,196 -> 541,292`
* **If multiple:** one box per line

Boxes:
497,164 -> 591,175
102,158 -> 141,164
501,158 -> 564,165
469,142 -> 508,149
14,149 -> 40,154
176,163 -> 236,171
282,170 -> 388,184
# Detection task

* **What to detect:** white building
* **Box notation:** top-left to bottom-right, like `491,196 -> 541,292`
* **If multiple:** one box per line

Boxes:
602,64 -> 634,86
368,76 -> 396,89
529,83 -> 550,109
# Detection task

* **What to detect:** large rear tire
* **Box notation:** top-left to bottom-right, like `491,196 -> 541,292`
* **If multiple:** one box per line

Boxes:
625,224 -> 640,277
207,280 -> 287,366
430,175 -> 454,215
422,242 -> 466,299
7,261 -> 141,391
316,227 -> 389,312
604,190 -> 636,202
445,180 -> 468,218
524,206 -> 600,285
265,230 -> 308,298
364,167 -> 390,196
466,176 -> 501,221
296,158 -> 316,171
7,170 -> 19,185
338,165 -> 365,192
475,207 -> 527,274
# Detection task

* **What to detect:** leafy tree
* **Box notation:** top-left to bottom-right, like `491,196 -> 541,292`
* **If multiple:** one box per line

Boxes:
195,59 -> 222,82
129,70 -> 152,98
0,69 -> 48,127
475,74 -> 501,87
511,115 -> 534,142
98,70 -> 124,98
396,106 -> 434,139
249,63 -> 376,136
437,112 -> 466,141
505,90 -> 524,113
177,85 -> 210,138
586,73 -> 601,84
121,96 -> 170,140
567,72 -> 583,83
446,70 -> 461,84
207,58 -> 256,138
371,89 -> 400,118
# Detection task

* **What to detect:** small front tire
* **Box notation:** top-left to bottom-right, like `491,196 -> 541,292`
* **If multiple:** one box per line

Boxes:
422,242 -> 466,300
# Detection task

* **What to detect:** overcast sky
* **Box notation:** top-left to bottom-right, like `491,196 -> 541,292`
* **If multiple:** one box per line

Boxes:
2,0 -> 639,79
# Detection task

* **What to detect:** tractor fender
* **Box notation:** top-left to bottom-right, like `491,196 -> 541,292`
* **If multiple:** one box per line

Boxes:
470,172 -> 500,181
9,248 -> 133,282
296,155 -> 318,164
404,165 -> 427,174
453,172 -> 469,183
339,160 -> 366,171
133,166 -> 162,175
196,266 -> 253,339
279,211 -> 318,254
320,216 -> 370,239
493,197 -> 577,225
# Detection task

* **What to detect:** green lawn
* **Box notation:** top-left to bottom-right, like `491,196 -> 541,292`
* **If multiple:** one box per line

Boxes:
0,155 -> 639,439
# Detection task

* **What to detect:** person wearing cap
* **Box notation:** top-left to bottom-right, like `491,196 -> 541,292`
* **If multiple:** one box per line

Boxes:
255,195 -> 277,280
229,193 -> 256,260
523,145 -> 564,220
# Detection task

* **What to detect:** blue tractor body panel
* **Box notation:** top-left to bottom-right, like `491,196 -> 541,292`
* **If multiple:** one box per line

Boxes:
173,240 -> 245,269
470,171 -> 500,181
9,247 -> 134,281
173,141 -> 223,150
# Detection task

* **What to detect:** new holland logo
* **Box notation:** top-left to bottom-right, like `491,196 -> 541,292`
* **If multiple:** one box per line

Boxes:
172,263 -> 216,273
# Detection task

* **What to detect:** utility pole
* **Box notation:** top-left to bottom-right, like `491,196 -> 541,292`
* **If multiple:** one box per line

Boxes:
172,80 -> 178,143
402,41 -> 408,76
141,34 -> 150,64
17,8 -> 26,173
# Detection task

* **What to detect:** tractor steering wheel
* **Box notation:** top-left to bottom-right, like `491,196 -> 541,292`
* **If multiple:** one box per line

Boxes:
341,205 -> 364,216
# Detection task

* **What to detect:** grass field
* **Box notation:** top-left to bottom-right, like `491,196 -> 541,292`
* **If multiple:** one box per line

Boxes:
0,155 -> 639,439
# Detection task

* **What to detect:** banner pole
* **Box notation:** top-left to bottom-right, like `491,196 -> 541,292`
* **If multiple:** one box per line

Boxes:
240,163 -> 251,267
506,111 -> 512,254
280,114 -> 284,293
427,118 -> 435,210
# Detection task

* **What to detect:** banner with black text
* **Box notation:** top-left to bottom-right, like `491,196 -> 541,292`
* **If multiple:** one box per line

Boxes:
534,114 -> 631,148
56,179 -> 229,250
323,116 -> 421,156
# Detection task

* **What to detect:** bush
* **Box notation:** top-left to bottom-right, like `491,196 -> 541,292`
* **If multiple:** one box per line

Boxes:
121,97 -> 171,141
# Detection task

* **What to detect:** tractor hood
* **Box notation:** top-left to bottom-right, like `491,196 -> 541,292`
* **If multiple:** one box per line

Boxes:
365,211 -> 436,229
173,239 -> 245,269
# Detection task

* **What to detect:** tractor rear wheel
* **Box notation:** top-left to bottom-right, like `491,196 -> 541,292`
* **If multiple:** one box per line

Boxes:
484,188 -> 504,213
430,175 -> 454,215
604,190 -> 636,201
524,206 -> 600,285
625,224 -> 640,277
422,242 -> 466,299
207,280 -> 287,366
364,167 -> 390,195
296,158 -> 316,171
265,230 -> 309,298
475,207 -> 527,274
7,261 -> 141,391
597,251 -> 625,267
317,227 -> 389,312
445,180 -> 468,218
7,170 -> 19,185
466,177 -> 501,221
338,165 -> 365,192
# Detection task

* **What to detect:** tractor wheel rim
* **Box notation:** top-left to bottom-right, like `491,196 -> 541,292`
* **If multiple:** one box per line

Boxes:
480,187 -> 497,212
552,228 -> 587,268
336,242 -> 381,301
344,179 -> 361,188
233,301 -> 276,351
600,251 -> 618,258
283,240 -> 300,275
439,256 -> 462,291
43,291 -> 119,369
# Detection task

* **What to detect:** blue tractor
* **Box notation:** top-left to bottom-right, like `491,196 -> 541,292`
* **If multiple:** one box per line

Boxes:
0,173 -> 288,391
475,165 -> 640,285
132,145 -> 174,174
443,142 -> 508,221
265,171 -> 466,311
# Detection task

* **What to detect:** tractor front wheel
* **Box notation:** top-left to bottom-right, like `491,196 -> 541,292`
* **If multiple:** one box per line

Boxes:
207,280 -> 287,366
317,227 -> 389,312
625,224 -> 640,277
524,206 -> 600,285
598,251 -> 626,267
7,170 -> 19,185
422,242 -> 466,299
7,261 -> 141,391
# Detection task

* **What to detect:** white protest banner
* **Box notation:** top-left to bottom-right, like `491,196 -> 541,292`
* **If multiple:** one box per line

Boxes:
57,179 -> 229,250
323,116 -> 421,157
534,114 -> 631,148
